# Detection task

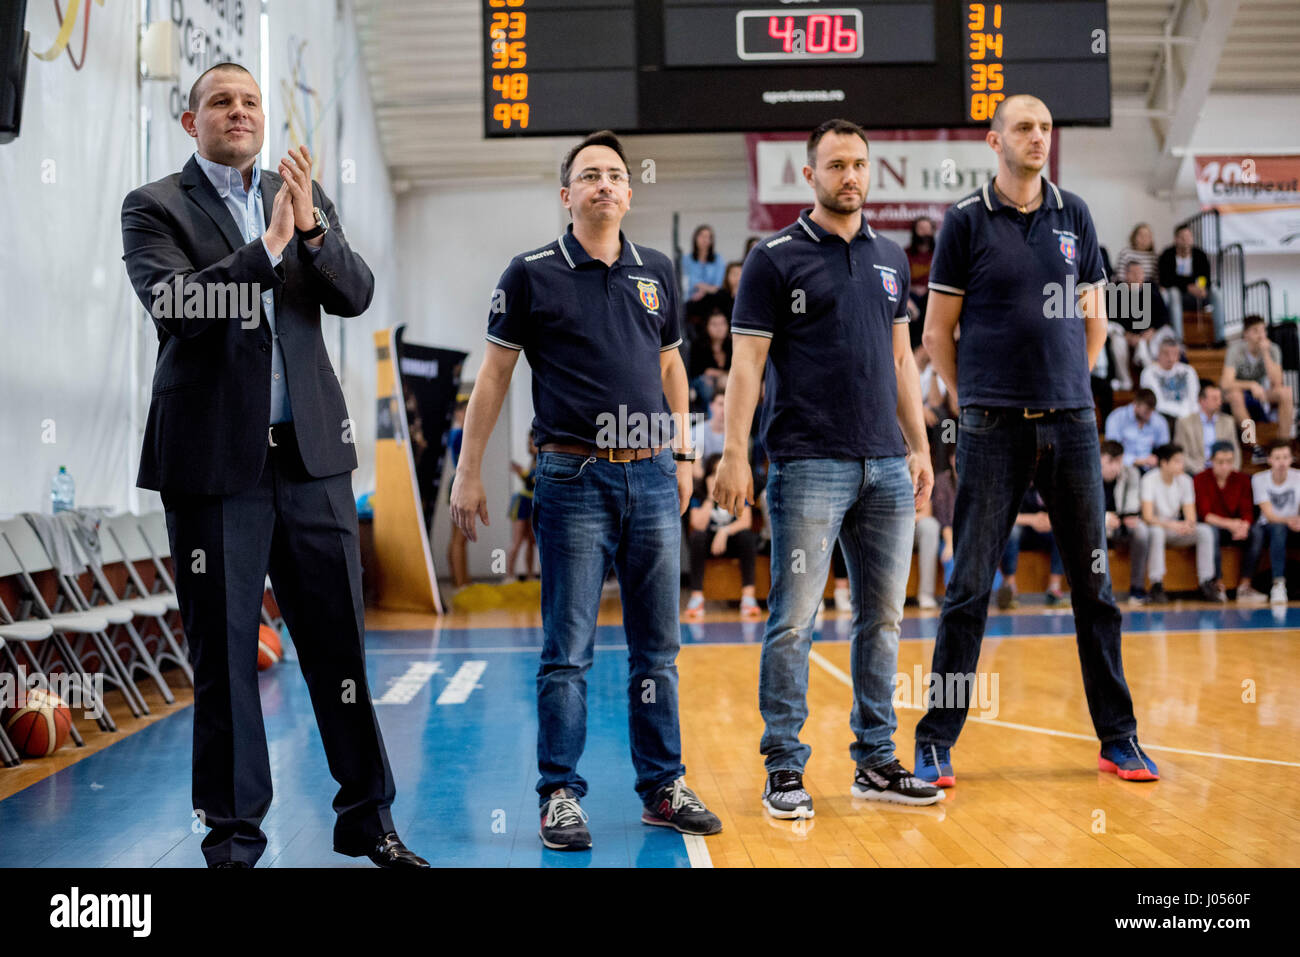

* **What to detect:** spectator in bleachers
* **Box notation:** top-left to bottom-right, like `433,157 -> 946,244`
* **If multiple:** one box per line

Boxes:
682,224 -> 726,302
1222,314 -> 1296,441
1101,440 -> 1150,603
1140,338 -> 1199,428
1092,327 -> 1117,421
905,216 -> 935,324
995,486 -> 1065,609
1105,388 -> 1169,470
703,260 -> 744,320
691,390 -> 728,478
688,307 -> 732,408
915,341 -> 956,474
682,453 -> 762,622
1194,440 -> 1261,603
915,445 -> 957,609
1158,224 -> 1224,346
1114,222 -> 1159,283
744,236 -> 762,258
1141,442 -> 1220,604
1249,439 -> 1300,604
1175,381 -> 1240,474
1109,259 -> 1173,388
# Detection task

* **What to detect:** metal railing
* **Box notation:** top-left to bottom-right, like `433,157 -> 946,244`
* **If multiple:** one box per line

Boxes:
1244,279 -> 1273,325
1179,209 -> 1222,282
1219,243 -> 1246,339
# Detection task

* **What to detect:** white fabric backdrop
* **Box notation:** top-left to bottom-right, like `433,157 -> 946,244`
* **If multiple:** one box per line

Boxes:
0,0 -> 138,514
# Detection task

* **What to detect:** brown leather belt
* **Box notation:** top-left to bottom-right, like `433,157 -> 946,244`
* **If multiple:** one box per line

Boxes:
539,442 -> 663,463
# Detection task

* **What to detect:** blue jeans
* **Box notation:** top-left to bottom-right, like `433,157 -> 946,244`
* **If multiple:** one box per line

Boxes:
1244,522 -> 1300,582
1167,287 -> 1225,342
759,456 -> 914,772
531,450 -> 686,805
915,407 -> 1138,748
1002,525 -> 1064,576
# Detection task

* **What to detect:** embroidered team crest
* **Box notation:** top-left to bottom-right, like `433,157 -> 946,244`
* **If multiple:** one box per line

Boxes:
1059,235 -> 1076,262
637,280 -> 660,311
879,270 -> 899,297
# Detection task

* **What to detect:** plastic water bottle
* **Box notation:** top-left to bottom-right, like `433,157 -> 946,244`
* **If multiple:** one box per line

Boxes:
51,466 -> 75,514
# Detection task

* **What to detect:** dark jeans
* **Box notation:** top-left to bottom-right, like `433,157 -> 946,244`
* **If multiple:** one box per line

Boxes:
916,407 -> 1139,748
532,450 -> 685,804
1001,525 -> 1064,577
688,528 -> 757,590
1243,522 -> 1300,583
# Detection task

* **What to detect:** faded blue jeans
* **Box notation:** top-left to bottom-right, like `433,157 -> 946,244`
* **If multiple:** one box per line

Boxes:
759,456 -> 914,773
531,450 -> 686,805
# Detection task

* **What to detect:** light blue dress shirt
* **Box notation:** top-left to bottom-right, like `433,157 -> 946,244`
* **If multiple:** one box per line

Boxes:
194,151 -> 306,425
1104,402 -> 1171,468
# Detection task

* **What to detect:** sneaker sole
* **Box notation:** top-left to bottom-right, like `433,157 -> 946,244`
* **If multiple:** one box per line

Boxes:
1097,756 -> 1159,781
850,784 -> 945,805
918,773 -> 956,788
640,811 -> 723,835
539,832 -> 592,851
762,798 -> 814,820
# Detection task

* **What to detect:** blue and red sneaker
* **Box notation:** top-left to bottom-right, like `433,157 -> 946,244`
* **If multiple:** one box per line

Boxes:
915,743 -> 955,788
1098,737 -> 1160,781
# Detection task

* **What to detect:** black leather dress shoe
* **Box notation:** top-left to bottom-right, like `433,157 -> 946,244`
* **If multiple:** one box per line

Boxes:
212,861 -> 250,868
366,832 -> 430,868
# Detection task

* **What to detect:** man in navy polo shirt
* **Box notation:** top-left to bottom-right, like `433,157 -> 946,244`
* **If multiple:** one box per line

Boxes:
915,94 -> 1158,785
713,119 -> 942,817
450,130 -> 722,851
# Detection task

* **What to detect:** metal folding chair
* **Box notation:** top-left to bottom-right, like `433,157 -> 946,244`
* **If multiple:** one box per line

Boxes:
103,514 -> 192,685
0,636 -> 23,766
0,519 -> 126,728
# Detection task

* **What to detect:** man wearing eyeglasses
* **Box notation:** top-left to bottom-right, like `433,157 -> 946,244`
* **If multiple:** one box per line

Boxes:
450,130 -> 722,852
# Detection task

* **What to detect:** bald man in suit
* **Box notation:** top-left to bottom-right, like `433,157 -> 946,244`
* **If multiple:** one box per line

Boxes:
121,62 -> 426,869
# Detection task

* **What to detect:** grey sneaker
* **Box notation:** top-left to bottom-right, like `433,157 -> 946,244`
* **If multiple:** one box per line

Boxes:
851,759 -> 944,806
762,769 -> 814,819
539,788 -> 591,851
642,777 -> 722,835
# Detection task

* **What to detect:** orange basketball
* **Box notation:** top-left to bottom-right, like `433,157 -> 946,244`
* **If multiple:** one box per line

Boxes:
4,687 -> 73,758
257,624 -> 282,671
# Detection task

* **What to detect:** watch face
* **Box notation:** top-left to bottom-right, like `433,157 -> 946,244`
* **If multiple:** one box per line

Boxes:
313,207 -> 328,231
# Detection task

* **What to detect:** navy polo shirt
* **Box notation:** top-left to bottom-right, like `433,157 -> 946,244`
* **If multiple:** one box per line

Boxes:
486,224 -> 682,447
928,177 -> 1107,409
731,209 -> 910,461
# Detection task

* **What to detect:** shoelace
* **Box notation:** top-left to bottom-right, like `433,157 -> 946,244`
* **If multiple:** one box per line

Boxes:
546,794 -> 589,829
769,770 -> 810,801
668,778 -> 706,813
928,744 -> 949,768
865,759 -> 926,789
1117,736 -> 1145,761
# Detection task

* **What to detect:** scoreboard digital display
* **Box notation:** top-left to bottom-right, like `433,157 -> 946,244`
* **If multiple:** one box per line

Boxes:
483,0 -> 1109,136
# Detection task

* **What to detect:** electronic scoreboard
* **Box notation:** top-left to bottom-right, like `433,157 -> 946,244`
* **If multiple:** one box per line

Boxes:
482,0 -> 1110,136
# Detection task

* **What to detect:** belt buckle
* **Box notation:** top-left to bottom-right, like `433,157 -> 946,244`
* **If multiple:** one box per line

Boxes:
1022,408 -> 1045,419
608,447 -> 634,463
269,425 -> 278,447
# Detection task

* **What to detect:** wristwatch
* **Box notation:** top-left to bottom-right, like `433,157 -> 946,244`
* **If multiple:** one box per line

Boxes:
672,449 -> 698,462
297,206 -> 329,240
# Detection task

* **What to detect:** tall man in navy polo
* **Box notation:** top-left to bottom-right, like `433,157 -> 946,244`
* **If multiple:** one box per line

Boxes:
915,94 -> 1158,785
714,119 -> 943,817
450,130 -> 722,851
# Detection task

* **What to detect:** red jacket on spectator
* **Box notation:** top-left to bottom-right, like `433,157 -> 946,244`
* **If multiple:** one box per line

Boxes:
1193,468 -> 1254,524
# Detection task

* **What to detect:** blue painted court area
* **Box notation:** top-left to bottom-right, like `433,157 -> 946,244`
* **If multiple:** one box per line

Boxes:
1,604 -> 1296,868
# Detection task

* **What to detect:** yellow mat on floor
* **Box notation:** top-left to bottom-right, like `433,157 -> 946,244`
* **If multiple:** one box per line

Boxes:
451,579 -> 542,612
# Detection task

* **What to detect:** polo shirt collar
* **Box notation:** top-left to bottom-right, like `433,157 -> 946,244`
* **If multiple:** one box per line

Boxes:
981,175 -> 1064,213
796,208 -> 876,242
557,223 -> 643,269
194,150 -> 259,199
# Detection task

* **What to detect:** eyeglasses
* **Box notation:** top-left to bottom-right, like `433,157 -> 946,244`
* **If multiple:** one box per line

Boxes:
572,169 -> 629,186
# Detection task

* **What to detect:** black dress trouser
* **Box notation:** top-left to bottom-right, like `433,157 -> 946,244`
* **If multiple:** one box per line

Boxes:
161,424 -> 395,866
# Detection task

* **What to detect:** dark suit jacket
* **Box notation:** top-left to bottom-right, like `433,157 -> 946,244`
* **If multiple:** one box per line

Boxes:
1157,246 -> 1213,295
122,155 -> 374,495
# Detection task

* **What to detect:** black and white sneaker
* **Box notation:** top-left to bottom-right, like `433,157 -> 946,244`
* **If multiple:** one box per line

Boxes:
539,787 -> 592,851
642,777 -> 722,835
762,769 -> 814,819
851,759 -> 944,806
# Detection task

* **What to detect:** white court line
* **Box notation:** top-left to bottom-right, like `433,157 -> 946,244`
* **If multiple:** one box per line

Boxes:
683,833 -> 714,868
807,649 -> 1300,769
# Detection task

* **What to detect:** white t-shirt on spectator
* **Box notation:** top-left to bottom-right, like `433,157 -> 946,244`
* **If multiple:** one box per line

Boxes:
1140,468 -> 1195,521
1252,468 -> 1300,522
919,364 -> 947,403
1140,361 -> 1199,420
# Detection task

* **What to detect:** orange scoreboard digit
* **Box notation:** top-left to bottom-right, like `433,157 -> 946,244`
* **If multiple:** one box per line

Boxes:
487,0 -> 530,131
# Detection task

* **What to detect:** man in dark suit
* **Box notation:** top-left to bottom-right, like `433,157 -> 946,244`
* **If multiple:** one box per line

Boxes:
121,62 -> 426,868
